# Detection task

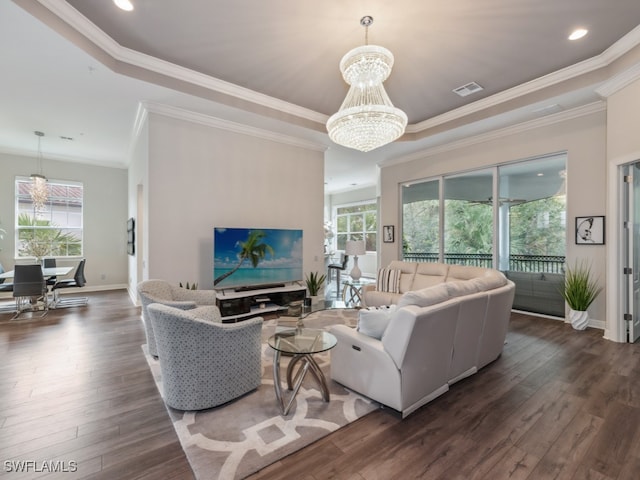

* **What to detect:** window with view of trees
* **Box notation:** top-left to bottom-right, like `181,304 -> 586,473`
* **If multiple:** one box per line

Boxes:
334,202 -> 377,251
15,178 -> 83,258
401,154 -> 566,316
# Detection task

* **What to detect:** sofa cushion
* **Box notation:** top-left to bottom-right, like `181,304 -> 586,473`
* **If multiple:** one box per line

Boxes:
397,284 -> 451,308
387,261 -> 418,293
357,305 -> 397,339
412,262 -> 449,290
376,268 -> 401,293
446,265 -> 490,282
471,270 -> 508,291
445,280 -> 480,297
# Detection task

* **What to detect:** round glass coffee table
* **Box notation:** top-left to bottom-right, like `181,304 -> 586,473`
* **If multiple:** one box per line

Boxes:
267,327 -> 337,415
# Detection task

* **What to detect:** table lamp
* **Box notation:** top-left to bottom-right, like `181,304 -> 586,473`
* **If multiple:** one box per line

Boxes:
345,240 -> 366,281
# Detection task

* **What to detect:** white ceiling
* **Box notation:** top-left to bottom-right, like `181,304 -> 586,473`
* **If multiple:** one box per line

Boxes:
2,0 -> 640,193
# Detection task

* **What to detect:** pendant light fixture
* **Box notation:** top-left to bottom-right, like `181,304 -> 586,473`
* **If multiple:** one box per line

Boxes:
326,16 -> 407,152
30,131 -> 48,213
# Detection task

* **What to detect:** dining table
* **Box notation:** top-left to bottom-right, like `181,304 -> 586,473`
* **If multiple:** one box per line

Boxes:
0,266 -> 74,280
0,265 -> 76,314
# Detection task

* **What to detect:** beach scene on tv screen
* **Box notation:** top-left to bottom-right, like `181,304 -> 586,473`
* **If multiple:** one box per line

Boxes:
213,227 -> 303,288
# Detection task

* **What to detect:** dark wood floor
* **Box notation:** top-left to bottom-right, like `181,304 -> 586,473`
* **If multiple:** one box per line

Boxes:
1,291 -> 640,479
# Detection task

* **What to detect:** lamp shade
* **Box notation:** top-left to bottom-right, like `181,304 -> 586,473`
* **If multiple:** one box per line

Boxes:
345,240 -> 366,256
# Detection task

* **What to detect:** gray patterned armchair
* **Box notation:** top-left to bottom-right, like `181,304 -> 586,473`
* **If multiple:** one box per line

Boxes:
147,303 -> 263,411
137,279 -> 218,358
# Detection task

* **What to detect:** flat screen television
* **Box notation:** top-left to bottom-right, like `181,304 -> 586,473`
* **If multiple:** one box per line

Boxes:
213,227 -> 303,289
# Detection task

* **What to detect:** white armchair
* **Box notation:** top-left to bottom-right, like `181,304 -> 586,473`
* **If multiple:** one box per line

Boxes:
147,303 -> 263,410
137,279 -> 217,358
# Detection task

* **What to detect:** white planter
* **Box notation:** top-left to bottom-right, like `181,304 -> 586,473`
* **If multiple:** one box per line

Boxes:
569,309 -> 589,330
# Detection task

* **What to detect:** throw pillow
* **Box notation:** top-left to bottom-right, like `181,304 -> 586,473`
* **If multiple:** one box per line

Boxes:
377,268 -> 401,293
357,305 -> 397,339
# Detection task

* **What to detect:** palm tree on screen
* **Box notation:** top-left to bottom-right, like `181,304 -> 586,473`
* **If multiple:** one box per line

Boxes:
214,230 -> 275,286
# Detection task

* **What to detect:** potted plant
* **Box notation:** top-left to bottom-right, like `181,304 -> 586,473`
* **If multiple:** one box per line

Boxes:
305,271 -> 326,305
560,260 -> 602,330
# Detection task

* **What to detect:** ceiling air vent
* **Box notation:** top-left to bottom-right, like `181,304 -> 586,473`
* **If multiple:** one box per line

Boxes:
453,82 -> 484,97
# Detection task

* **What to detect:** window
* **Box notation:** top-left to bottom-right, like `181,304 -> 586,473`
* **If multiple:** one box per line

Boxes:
334,202 -> 377,251
401,154 -> 567,317
15,177 -> 83,258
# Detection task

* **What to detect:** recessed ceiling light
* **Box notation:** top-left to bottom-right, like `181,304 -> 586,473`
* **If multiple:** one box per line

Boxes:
568,28 -> 588,41
114,0 -> 134,11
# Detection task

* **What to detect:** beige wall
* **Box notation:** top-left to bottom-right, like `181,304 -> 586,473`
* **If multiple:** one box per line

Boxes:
379,108 -> 608,325
605,76 -> 640,341
131,112 -> 325,290
0,153 -> 128,291
608,78 -> 640,160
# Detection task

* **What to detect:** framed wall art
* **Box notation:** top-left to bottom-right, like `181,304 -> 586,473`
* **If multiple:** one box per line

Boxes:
383,225 -> 395,243
127,217 -> 136,255
575,216 -> 604,245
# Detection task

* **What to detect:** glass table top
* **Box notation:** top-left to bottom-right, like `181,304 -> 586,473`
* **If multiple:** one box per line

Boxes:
268,328 -> 337,355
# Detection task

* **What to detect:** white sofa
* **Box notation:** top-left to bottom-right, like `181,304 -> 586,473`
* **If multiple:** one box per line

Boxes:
329,262 -> 515,418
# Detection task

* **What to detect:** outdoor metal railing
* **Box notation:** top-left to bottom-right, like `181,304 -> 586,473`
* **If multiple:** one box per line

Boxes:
402,252 -> 565,273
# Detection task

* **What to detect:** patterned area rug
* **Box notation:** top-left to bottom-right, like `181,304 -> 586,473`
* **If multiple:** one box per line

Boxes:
143,308 -> 379,480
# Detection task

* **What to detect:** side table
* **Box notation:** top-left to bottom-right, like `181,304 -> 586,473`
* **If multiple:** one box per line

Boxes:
267,327 -> 337,415
341,278 -> 375,307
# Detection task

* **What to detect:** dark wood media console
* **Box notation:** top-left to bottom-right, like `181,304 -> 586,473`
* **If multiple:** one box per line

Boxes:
215,284 -> 306,322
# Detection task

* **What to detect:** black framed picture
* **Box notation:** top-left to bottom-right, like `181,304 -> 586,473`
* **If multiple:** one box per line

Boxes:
575,216 -> 605,245
383,225 -> 395,243
127,217 -> 136,255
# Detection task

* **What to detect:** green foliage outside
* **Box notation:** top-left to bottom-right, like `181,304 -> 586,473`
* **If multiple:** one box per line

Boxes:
17,213 -> 82,258
403,196 -> 566,257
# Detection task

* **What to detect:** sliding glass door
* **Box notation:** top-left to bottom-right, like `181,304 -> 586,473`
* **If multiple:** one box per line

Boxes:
400,154 -> 566,317
498,156 -> 566,316
444,169 -> 493,267
402,178 -> 440,262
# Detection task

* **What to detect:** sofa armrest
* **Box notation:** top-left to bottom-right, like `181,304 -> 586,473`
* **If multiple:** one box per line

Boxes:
329,324 -> 403,411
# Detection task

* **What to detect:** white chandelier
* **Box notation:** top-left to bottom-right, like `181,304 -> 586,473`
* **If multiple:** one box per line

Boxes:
30,131 -> 48,213
326,16 -> 407,152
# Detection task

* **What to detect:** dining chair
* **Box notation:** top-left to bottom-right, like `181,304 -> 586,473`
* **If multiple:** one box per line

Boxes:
51,258 -> 88,307
43,258 -> 57,286
12,264 -> 48,319
0,261 -> 13,293
327,253 -> 349,295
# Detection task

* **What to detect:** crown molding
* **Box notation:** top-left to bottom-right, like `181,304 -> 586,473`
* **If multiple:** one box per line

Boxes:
142,102 -> 327,152
383,101 -> 606,168
36,1 -> 640,138
0,145 -> 128,169
595,61 -> 640,98
406,25 -> 640,135
38,0 -> 328,126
